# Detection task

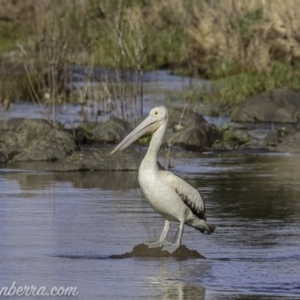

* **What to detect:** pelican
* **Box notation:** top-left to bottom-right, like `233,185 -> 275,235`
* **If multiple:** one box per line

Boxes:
111,106 -> 215,253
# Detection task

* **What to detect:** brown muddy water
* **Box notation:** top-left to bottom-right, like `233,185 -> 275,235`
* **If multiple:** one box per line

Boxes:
0,151 -> 300,299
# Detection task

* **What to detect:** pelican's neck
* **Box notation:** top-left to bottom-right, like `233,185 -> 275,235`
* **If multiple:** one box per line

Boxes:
143,123 -> 166,168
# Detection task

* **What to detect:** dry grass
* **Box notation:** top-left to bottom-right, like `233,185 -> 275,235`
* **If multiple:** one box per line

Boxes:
1,0 -> 300,118
1,0 -> 300,74
177,0 -> 300,76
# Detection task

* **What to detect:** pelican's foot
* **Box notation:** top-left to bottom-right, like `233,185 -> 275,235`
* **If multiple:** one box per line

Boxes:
144,240 -> 168,249
161,243 -> 179,254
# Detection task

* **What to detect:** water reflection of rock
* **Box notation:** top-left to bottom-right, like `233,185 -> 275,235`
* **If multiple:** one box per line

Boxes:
148,259 -> 206,300
55,171 -> 140,190
2,170 -> 140,191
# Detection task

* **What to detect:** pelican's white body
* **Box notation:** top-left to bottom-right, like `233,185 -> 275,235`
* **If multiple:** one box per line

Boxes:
112,106 -> 214,252
139,163 -> 188,222
138,122 -> 208,230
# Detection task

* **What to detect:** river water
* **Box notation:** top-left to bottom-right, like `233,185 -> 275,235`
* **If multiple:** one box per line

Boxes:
0,151 -> 299,299
0,70 -> 299,299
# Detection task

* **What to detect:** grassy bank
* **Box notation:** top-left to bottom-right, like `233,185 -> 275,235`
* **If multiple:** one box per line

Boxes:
1,0 -> 300,116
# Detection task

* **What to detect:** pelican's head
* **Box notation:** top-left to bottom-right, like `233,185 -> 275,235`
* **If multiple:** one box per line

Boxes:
111,106 -> 168,154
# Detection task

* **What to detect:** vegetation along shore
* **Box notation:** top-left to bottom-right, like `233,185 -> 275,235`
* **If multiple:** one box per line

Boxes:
0,0 -> 300,113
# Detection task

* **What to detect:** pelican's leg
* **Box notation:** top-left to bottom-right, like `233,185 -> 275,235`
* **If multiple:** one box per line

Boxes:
162,220 -> 184,253
144,219 -> 170,248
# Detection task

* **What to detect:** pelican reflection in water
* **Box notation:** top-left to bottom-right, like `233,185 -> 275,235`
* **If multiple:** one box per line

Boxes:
112,106 -> 215,253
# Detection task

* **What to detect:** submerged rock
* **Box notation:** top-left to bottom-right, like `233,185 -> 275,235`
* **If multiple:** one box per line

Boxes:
110,243 -> 205,259
233,87 -> 300,123
49,148 -> 144,171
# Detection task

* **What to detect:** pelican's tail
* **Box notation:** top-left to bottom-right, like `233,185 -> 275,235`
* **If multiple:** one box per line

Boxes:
189,219 -> 215,235
198,222 -> 215,235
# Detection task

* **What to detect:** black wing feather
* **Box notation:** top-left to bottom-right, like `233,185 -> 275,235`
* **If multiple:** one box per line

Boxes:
175,188 -> 206,220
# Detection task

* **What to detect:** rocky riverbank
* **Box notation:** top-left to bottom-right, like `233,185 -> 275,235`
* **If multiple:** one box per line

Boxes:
218,87 -> 300,152
0,87 -> 299,171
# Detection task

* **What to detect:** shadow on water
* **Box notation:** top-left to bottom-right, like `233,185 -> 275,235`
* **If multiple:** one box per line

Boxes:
1,167 -> 140,190
0,152 -> 300,299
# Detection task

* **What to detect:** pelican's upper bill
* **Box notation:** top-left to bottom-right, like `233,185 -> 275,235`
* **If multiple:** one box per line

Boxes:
111,106 -> 168,154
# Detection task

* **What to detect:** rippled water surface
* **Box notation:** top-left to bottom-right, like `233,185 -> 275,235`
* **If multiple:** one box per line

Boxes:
0,152 -> 300,299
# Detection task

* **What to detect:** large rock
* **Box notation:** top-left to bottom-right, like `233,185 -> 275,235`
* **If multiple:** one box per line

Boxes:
233,87 -> 300,123
49,148 -> 144,171
0,119 -> 78,161
0,118 -> 26,131
88,117 -> 132,143
95,107 -> 221,151
164,107 -> 221,151
0,151 -> 7,163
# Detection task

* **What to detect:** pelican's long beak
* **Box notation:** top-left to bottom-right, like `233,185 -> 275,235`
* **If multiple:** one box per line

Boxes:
111,115 -> 159,154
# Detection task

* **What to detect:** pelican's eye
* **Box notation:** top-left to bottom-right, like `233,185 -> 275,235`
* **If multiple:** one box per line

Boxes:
154,111 -> 158,115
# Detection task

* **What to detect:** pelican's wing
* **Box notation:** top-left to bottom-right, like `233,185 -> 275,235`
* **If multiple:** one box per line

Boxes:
161,171 -> 206,220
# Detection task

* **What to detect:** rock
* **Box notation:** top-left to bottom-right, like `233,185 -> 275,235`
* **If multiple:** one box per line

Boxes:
65,127 -> 90,145
0,119 -> 78,161
0,118 -> 26,131
49,148 -> 144,171
76,107 -> 220,151
212,140 -> 237,151
212,123 -> 300,152
225,129 -> 251,144
239,138 -> 272,151
164,107 -> 221,151
220,127 -> 252,144
80,106 -> 222,151
264,129 -> 281,147
91,117 -> 132,143
0,151 -> 7,163
275,131 -> 300,153
14,129 -> 77,162
233,87 -> 300,123
110,243 -> 205,259
212,126 -> 251,151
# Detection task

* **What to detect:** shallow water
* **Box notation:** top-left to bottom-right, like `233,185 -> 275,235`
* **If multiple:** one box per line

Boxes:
0,70 -> 219,128
0,152 -> 300,299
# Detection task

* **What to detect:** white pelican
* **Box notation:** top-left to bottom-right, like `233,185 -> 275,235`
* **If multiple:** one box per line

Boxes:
111,106 -> 215,253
